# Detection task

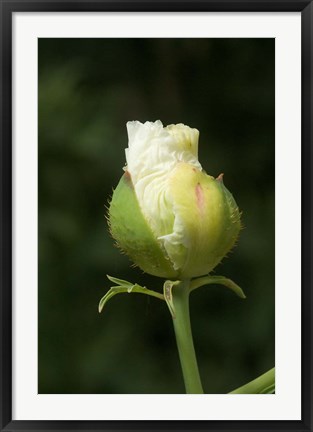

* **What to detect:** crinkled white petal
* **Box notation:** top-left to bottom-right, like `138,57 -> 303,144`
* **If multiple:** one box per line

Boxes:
125,120 -> 202,270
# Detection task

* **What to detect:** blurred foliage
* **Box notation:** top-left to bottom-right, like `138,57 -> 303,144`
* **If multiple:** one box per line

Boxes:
38,38 -> 274,394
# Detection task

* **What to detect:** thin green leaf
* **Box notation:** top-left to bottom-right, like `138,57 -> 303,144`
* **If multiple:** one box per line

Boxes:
99,276 -> 164,313
190,275 -> 246,299
106,275 -> 133,288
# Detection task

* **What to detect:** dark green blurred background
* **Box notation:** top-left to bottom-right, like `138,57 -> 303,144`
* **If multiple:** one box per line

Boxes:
38,38 -> 275,394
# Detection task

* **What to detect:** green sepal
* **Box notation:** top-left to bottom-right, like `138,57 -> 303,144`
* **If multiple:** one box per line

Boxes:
168,164 -> 241,278
190,275 -> 246,299
108,172 -> 178,279
98,275 -> 164,313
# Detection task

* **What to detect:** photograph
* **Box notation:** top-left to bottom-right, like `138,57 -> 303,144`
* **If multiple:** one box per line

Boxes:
38,37 -> 275,395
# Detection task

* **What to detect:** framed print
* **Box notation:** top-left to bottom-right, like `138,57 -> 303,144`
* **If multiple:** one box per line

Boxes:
1,1 -> 312,431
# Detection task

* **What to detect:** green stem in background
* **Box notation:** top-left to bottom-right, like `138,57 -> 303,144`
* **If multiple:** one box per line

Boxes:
167,280 -> 204,394
229,367 -> 275,394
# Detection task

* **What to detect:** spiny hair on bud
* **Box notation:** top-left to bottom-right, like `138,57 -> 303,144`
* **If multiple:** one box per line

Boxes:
105,190 -> 115,226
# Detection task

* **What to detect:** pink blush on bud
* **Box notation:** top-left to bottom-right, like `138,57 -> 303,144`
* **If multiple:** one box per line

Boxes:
196,183 -> 204,211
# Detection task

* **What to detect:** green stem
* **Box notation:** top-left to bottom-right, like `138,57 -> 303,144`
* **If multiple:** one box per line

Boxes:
229,367 -> 275,394
171,280 -> 204,394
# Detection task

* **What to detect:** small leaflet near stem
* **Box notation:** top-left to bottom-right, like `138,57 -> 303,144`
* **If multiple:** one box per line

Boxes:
98,275 -> 164,313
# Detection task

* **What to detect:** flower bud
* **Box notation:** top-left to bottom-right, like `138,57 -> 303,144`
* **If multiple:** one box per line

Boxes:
108,120 -> 241,279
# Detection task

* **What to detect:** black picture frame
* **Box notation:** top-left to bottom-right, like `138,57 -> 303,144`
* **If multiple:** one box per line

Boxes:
1,1 -> 312,431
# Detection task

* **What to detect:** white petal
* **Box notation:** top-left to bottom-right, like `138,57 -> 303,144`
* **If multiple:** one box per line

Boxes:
125,120 -> 202,270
